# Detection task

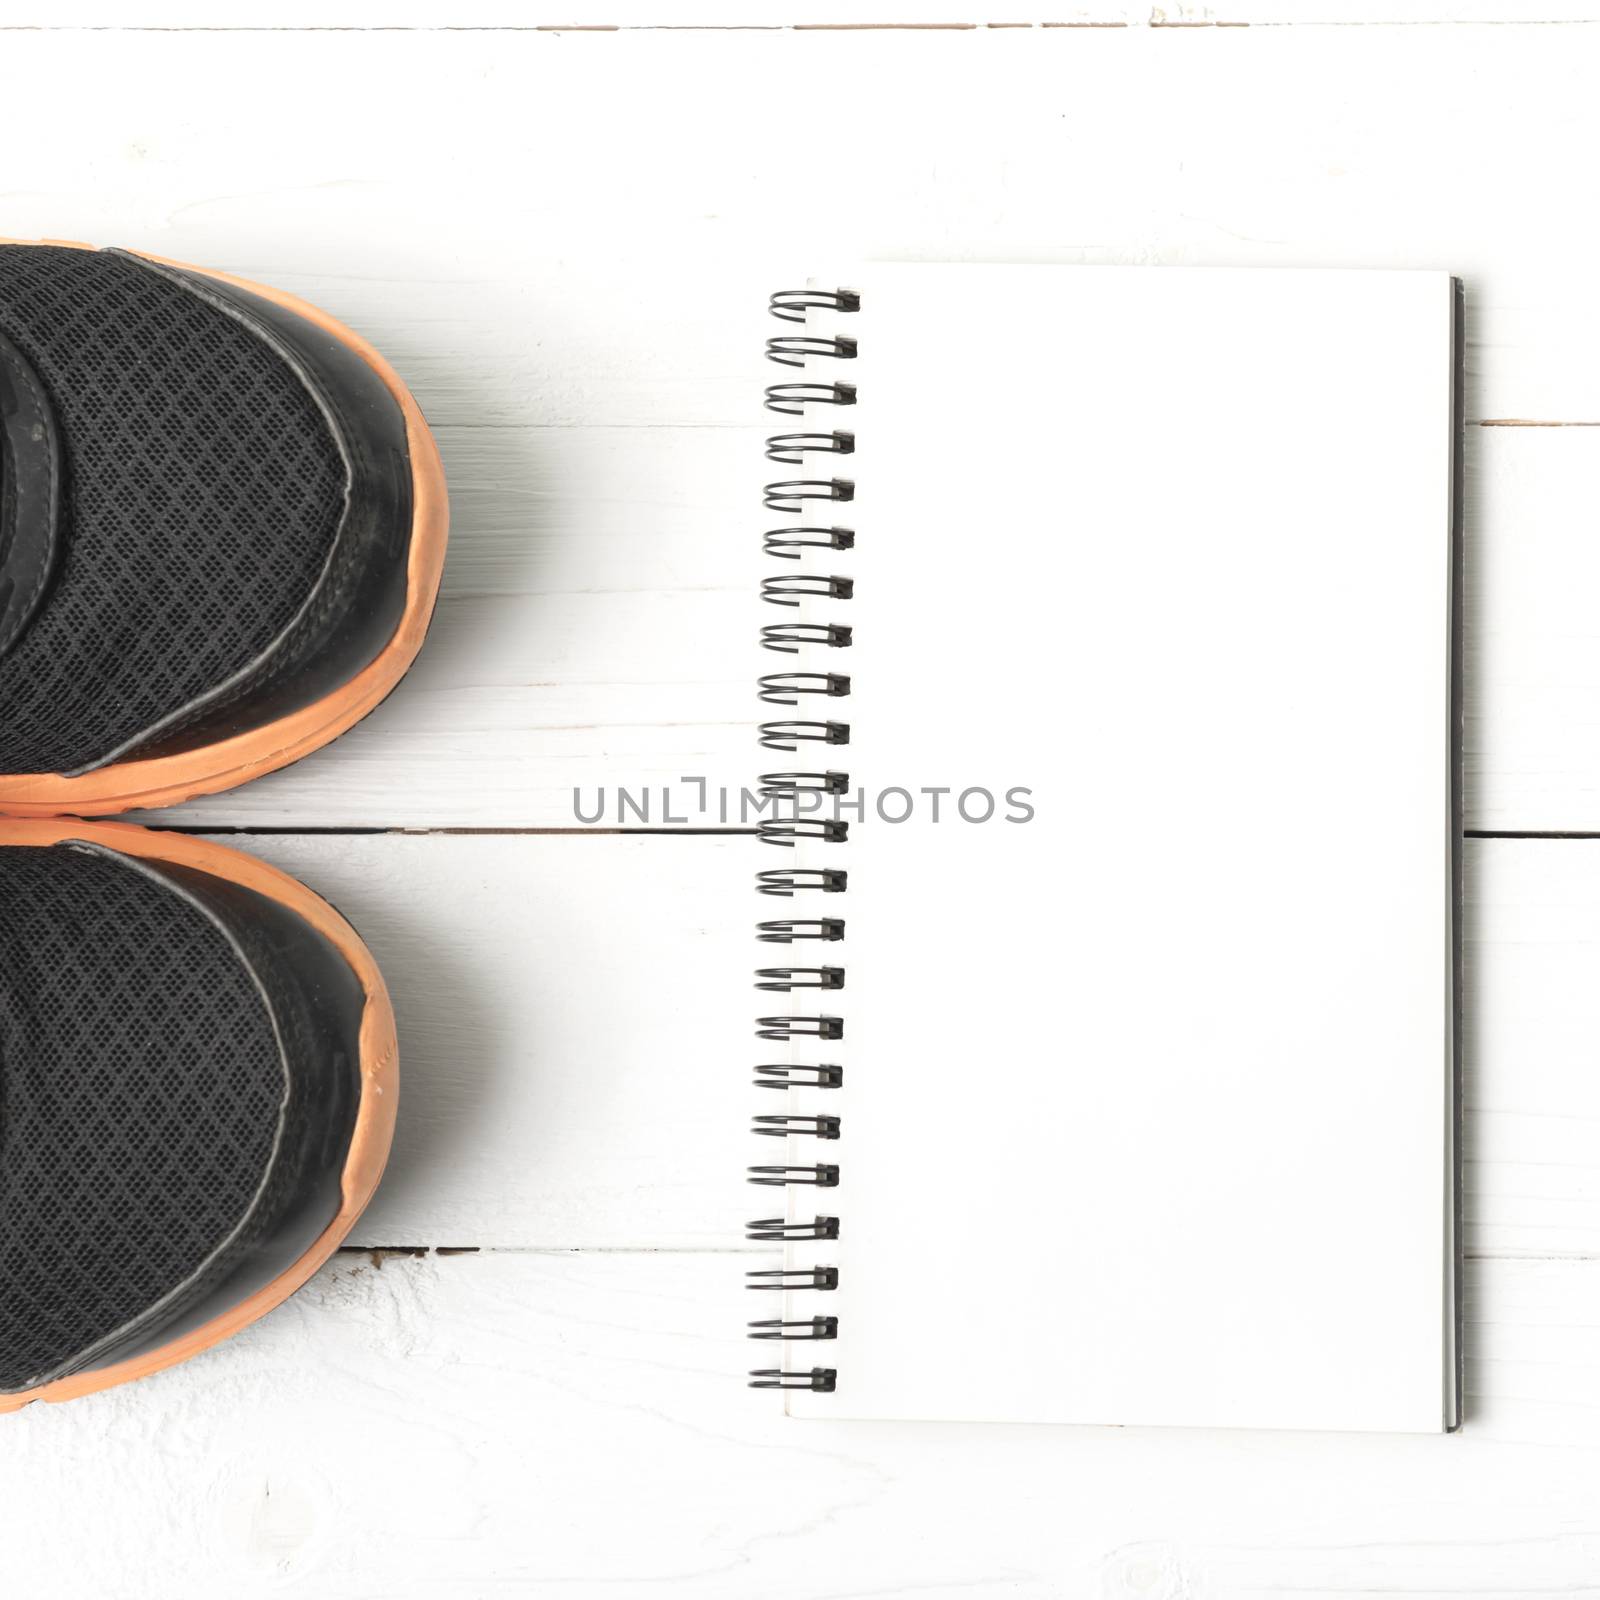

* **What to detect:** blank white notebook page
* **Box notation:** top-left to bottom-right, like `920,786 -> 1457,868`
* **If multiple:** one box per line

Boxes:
782,265 -> 1458,1433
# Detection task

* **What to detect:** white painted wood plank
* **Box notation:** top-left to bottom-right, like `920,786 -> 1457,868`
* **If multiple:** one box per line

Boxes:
223,832 -> 1600,1261
1467,427 -> 1600,831
1,1249 -> 1596,1599
9,3 -> 1600,28
6,26 -> 1600,421
1463,838 -> 1600,1260
233,833 -> 753,1250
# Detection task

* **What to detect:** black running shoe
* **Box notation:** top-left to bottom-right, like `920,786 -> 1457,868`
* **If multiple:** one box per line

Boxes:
0,241 -> 448,815
0,820 -> 397,1408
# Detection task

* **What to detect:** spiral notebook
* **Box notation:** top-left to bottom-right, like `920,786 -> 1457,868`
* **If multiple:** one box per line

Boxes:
746,264 -> 1463,1434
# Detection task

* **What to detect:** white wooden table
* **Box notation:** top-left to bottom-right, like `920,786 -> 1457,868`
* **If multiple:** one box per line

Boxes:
6,4 -> 1600,1594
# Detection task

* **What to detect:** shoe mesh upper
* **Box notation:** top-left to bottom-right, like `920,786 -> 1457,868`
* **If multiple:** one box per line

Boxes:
0,845 -> 283,1392
0,246 -> 345,773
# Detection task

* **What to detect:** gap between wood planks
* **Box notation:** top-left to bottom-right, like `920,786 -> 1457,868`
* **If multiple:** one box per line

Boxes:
346,1246 -> 769,1262
0,24 -> 1253,35
171,826 -> 759,837
0,21 -> 1166,32
5,19 -> 1600,32
163,828 -> 1600,840
341,1245 -> 1599,1261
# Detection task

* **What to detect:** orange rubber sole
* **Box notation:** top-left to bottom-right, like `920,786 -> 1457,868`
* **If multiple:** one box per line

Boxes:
0,819 -> 398,1411
0,240 -> 449,817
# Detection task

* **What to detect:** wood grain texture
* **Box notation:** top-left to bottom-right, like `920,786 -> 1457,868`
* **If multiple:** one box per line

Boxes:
0,25 -> 1599,822
228,833 -> 750,1250
10,3 -> 1600,27
1,1249 -> 1598,1600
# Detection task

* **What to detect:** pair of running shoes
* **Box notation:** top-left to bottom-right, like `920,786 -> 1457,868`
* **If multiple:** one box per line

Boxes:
0,240 -> 449,1407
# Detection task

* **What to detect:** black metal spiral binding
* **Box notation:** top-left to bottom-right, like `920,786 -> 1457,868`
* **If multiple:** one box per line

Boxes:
759,720 -> 850,752
758,672 -> 852,705
756,967 -> 845,991
762,621 -> 853,654
748,1163 -> 841,1187
750,1368 -> 838,1392
765,432 -> 854,465
767,334 -> 858,368
757,1015 -> 844,1041
760,771 -> 850,797
749,287 -> 859,1395
769,288 -> 861,322
746,1215 -> 840,1240
764,526 -> 856,558
757,918 -> 846,942
748,1266 -> 839,1291
764,479 -> 854,515
765,381 -> 855,417
763,574 -> 855,607
757,867 -> 847,896
753,1114 -> 842,1138
748,1317 -> 839,1340
758,825 -> 851,851
758,818 -> 849,848
754,1063 -> 844,1089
